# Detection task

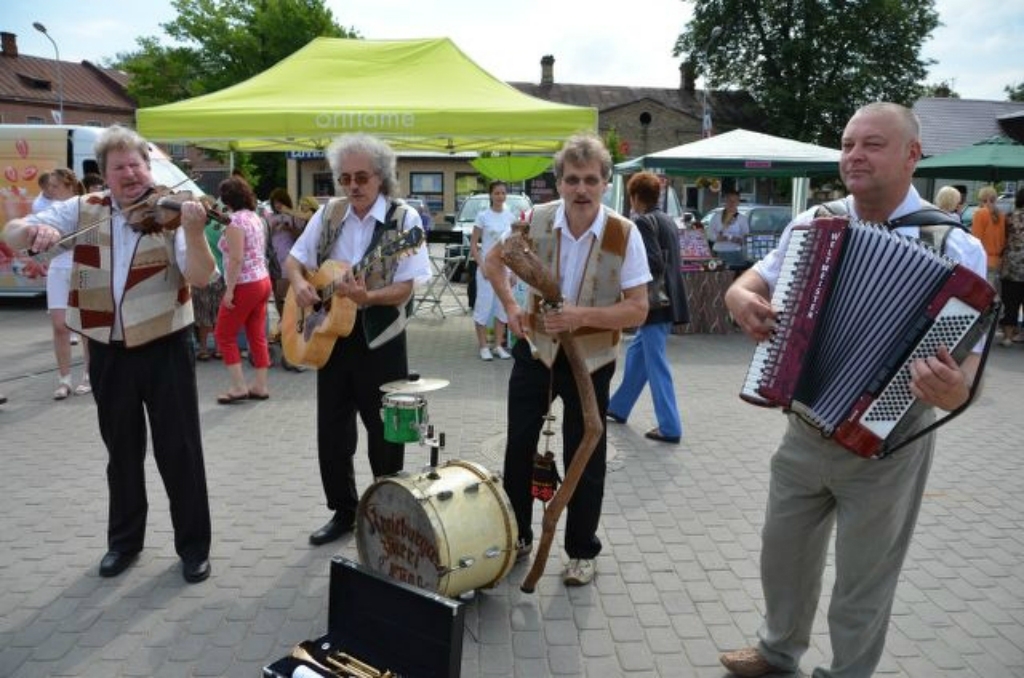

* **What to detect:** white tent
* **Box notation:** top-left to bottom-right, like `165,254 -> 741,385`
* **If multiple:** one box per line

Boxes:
615,129 -> 842,217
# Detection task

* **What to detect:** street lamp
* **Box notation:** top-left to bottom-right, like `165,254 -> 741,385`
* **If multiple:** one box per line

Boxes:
700,26 -> 722,139
33,22 -> 63,123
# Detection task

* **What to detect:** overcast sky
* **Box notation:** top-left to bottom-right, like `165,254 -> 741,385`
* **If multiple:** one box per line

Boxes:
8,0 -> 1023,103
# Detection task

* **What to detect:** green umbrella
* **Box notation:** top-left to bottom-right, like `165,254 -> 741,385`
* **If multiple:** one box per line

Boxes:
915,134 -> 1024,181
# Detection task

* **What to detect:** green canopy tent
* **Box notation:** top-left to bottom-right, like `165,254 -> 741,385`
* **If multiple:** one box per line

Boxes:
915,134 -> 1024,182
136,37 -> 596,165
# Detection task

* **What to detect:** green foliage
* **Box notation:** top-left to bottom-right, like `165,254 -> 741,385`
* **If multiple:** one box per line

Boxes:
106,0 -> 356,197
602,128 -> 627,164
1006,82 -> 1024,102
110,0 -> 355,107
918,80 -> 960,99
676,0 -> 941,148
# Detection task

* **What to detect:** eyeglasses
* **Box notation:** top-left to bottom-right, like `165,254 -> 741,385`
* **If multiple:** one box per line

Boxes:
561,174 -> 604,187
338,172 -> 376,187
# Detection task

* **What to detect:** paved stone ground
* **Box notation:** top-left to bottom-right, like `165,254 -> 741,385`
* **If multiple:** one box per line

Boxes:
1,291 -> 1022,678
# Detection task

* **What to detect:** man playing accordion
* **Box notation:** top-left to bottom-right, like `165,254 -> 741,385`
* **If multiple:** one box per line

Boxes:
720,102 -> 987,678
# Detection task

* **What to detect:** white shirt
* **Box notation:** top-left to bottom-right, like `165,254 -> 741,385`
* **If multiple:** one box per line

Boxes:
474,207 -> 515,260
550,204 -> 652,302
707,208 -> 750,253
289,195 -> 430,285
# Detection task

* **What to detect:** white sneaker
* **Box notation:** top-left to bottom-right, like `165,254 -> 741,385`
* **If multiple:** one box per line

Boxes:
562,558 -> 595,586
479,347 -> 493,361
494,345 -> 512,360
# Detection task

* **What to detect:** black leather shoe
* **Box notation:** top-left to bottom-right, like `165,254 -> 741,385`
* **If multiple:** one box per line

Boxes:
182,558 -> 211,583
309,512 -> 355,546
98,550 -> 140,578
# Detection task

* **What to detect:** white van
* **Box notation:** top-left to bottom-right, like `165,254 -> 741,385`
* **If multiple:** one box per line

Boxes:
0,124 -> 201,297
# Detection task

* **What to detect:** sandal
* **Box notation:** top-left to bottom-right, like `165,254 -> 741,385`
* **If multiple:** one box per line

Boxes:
54,383 -> 72,400
217,392 -> 250,405
196,350 -> 211,362
74,380 -> 92,396
644,428 -> 681,444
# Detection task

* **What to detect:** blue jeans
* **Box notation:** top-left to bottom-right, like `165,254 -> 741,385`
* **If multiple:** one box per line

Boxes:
607,322 -> 681,439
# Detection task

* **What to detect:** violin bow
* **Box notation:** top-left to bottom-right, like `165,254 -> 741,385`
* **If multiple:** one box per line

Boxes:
500,231 -> 604,594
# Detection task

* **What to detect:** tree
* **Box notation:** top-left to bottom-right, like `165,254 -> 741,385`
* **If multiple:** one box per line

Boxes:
109,0 -> 356,194
1006,82 -> 1024,102
675,1 -> 941,148
919,80 -> 960,99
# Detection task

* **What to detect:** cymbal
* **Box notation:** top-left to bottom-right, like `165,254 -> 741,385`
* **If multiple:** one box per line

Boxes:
380,376 -> 450,393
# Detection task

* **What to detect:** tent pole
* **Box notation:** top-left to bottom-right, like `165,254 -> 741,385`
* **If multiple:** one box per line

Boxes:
792,177 -> 809,216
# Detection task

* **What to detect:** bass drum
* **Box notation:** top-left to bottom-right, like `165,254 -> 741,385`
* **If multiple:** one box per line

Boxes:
356,460 -> 518,597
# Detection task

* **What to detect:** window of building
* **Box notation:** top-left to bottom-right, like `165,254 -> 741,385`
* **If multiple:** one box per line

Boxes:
313,171 -> 334,198
26,116 -> 45,125
409,172 -> 443,213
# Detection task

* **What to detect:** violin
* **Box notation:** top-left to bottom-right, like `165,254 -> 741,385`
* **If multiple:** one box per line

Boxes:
122,185 -> 231,234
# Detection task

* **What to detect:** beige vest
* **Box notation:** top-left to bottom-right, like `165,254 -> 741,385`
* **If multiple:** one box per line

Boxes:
65,194 -> 193,347
526,201 -> 630,372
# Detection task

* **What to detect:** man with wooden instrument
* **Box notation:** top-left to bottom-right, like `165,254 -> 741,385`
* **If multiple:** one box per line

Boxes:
485,133 -> 651,587
721,103 -> 988,677
284,133 -> 429,547
2,125 -> 217,584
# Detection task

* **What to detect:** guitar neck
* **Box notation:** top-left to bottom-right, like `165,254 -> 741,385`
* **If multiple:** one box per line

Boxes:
319,246 -> 382,298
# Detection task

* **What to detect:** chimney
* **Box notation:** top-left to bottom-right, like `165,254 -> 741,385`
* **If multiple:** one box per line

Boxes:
1,32 -> 18,58
680,60 -> 696,93
541,55 -> 554,86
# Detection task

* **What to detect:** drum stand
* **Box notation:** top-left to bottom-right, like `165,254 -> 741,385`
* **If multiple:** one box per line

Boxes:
422,425 -> 445,478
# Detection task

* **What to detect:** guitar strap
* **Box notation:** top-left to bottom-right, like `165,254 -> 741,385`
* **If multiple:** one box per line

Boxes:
360,199 -> 414,350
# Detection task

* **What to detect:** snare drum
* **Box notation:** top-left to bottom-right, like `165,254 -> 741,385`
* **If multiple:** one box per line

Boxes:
356,460 -> 518,597
381,393 -> 427,443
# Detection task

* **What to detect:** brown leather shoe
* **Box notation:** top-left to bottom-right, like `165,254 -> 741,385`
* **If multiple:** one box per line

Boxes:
719,647 -> 786,677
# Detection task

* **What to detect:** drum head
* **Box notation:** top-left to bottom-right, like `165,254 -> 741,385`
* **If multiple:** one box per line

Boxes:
357,476 -> 445,592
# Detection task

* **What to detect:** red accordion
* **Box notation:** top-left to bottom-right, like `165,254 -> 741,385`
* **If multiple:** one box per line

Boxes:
741,216 -> 998,459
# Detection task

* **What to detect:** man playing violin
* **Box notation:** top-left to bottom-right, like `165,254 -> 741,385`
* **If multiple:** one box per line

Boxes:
2,124 -> 217,584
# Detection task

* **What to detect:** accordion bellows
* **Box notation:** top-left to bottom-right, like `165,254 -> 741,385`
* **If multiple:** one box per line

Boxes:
741,217 -> 998,459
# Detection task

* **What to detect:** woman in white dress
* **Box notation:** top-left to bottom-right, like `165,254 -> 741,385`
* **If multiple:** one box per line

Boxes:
469,181 -> 515,360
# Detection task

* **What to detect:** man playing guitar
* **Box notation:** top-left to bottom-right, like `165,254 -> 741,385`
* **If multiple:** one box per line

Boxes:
284,133 -> 430,546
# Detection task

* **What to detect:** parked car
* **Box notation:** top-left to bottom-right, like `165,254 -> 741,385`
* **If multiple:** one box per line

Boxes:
445,193 -> 533,245
601,183 -> 697,230
443,193 -> 533,304
960,195 -> 1013,231
404,197 -> 433,230
703,204 -> 794,267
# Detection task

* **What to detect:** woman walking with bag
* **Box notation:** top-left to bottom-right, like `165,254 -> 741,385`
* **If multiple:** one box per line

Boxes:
607,172 -> 689,443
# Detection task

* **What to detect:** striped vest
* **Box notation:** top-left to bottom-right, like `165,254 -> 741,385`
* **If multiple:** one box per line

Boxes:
65,193 -> 193,347
526,201 -> 630,372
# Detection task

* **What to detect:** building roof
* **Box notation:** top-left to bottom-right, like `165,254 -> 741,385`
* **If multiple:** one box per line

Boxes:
913,97 -> 1024,156
0,32 -> 135,119
509,81 -> 765,133
0,54 -> 135,114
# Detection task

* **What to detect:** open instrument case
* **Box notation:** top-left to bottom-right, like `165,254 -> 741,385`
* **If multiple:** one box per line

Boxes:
263,556 -> 465,678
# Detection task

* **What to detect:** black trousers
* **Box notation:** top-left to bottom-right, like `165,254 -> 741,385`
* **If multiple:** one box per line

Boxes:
89,329 -> 211,562
316,314 -> 407,519
502,339 -> 613,559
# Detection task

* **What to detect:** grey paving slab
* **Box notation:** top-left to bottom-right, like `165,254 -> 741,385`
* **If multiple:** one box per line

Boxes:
1,293 -> 1023,678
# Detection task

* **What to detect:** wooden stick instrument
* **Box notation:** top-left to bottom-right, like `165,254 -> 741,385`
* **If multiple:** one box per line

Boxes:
500,231 -> 603,593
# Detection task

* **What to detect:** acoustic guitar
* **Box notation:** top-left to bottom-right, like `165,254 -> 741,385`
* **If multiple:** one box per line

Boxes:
281,227 -> 424,368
